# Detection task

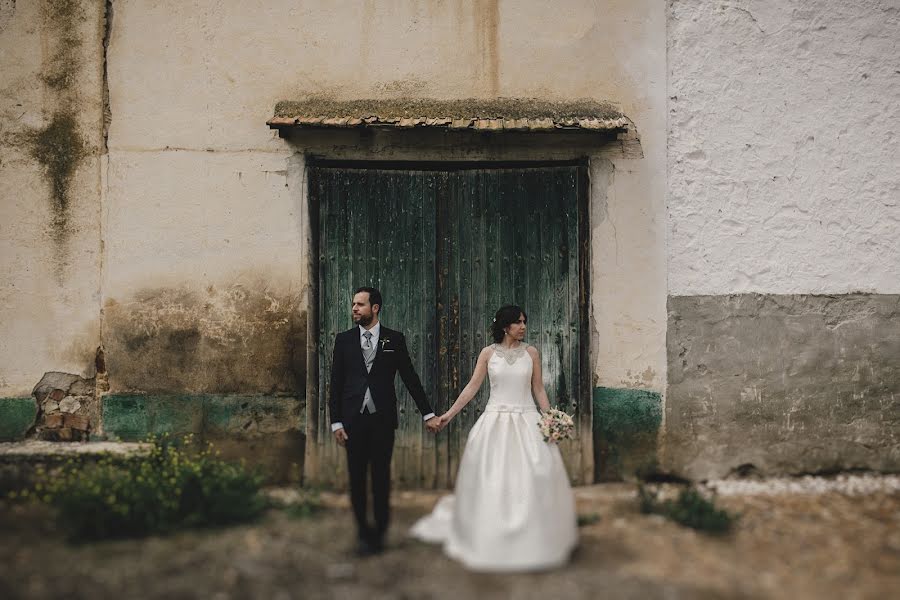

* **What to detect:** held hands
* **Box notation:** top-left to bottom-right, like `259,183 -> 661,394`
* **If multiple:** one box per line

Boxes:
426,413 -> 451,433
337,417 -> 445,442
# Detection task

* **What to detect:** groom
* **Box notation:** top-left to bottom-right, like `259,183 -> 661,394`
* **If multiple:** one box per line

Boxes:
329,286 -> 440,555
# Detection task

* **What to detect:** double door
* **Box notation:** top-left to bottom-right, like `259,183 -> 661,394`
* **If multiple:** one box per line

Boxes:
310,163 -> 590,488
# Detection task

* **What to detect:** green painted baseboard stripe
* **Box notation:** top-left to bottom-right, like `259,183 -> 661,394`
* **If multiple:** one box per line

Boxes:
593,387 -> 662,437
593,387 -> 662,479
0,397 -> 38,441
102,394 -> 303,441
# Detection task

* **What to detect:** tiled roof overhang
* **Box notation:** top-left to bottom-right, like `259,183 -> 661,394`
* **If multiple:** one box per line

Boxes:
267,98 -> 632,133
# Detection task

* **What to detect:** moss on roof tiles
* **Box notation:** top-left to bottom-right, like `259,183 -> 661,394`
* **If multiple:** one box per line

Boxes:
273,97 -> 624,121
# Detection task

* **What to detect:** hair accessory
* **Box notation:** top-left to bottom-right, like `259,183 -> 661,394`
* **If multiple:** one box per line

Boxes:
492,318 -> 496,322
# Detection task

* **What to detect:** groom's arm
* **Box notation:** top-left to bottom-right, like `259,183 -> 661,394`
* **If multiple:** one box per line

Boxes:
395,333 -> 435,422
329,334 -> 345,431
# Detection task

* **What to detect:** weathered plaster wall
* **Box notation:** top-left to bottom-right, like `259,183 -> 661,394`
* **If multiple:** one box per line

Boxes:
668,0 -> 900,296
0,0 -> 105,398
665,1 -> 900,479
101,151 -> 306,394
105,0 -> 668,471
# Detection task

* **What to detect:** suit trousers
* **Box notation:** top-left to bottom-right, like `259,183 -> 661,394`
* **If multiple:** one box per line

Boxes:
345,411 -> 395,542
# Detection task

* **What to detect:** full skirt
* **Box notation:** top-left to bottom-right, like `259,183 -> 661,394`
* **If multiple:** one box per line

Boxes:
410,408 -> 578,572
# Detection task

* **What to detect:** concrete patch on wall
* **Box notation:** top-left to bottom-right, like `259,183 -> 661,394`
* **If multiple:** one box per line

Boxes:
665,293 -> 900,480
0,398 -> 38,441
0,1 -> 15,35
102,394 -> 305,483
103,284 -> 306,394
593,386 -> 662,481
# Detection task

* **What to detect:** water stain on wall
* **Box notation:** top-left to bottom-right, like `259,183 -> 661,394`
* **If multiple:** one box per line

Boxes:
27,0 -> 100,278
104,284 -> 306,395
473,0 -> 500,97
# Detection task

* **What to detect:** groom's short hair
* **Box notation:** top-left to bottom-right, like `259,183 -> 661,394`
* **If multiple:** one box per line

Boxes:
355,286 -> 383,311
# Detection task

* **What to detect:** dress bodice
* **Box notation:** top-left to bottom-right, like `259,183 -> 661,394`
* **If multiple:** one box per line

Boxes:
486,344 -> 536,411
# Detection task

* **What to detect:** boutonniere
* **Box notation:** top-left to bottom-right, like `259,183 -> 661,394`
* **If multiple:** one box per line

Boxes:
379,338 -> 390,350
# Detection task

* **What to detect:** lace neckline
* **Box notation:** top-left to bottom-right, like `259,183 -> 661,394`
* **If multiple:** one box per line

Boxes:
492,343 -> 528,365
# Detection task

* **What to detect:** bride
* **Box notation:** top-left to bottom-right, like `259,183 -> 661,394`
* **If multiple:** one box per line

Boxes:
410,305 -> 578,571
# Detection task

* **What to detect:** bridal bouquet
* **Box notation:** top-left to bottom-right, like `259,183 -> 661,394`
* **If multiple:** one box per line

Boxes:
538,408 -> 575,444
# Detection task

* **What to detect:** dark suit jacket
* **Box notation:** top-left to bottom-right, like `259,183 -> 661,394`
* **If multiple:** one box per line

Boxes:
329,325 -> 433,431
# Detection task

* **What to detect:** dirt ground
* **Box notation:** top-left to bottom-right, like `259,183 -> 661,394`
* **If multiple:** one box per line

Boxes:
0,479 -> 897,600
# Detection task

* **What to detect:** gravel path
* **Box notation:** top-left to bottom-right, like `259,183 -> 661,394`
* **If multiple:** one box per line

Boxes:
704,473 -> 900,497
1,474 -> 897,600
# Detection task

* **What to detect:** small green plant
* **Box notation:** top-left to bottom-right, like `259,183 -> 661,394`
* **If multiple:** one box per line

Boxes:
638,484 -> 736,534
577,512 -> 601,527
26,434 -> 266,541
283,489 -> 324,520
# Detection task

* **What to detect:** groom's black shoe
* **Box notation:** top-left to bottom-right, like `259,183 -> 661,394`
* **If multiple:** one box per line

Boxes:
370,535 -> 385,554
355,537 -> 376,557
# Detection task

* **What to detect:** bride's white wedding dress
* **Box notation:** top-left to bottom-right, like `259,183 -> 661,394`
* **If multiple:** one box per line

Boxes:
409,344 -> 578,572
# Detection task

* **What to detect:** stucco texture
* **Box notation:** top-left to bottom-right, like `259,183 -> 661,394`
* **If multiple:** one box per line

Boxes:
668,0 -> 900,296
665,293 -> 900,480
0,0 -> 106,396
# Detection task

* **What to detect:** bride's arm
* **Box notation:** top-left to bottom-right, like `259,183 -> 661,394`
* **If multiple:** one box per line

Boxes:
441,346 -> 492,423
527,346 -> 551,412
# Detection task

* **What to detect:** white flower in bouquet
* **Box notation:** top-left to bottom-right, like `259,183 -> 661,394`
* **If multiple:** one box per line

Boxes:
538,408 -> 575,444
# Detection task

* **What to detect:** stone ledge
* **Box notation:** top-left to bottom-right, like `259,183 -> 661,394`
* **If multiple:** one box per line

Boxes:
0,441 -> 151,494
0,440 -> 150,459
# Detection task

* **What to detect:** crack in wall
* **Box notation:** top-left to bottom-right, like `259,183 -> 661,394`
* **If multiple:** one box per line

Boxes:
101,0 -> 112,154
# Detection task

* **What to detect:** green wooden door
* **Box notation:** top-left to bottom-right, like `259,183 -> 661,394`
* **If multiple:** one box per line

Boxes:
311,164 -> 590,489
312,168 -> 439,489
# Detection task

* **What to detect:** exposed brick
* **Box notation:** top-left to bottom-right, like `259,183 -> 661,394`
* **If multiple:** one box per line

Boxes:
49,389 -> 66,402
63,414 -> 90,431
43,413 -> 64,428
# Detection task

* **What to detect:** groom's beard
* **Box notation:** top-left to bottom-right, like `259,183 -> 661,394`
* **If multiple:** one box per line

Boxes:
354,313 -> 373,327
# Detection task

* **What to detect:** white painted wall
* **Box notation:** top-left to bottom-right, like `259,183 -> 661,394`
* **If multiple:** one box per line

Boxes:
668,0 -> 900,296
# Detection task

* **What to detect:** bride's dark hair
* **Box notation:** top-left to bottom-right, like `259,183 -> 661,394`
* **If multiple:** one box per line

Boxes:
490,305 -> 527,343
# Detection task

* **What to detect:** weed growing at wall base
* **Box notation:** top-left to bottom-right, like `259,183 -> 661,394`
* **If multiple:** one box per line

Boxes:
638,484 -> 737,534
28,434 -> 266,541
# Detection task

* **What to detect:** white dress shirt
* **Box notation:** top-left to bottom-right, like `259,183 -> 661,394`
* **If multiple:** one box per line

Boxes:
331,322 -> 435,432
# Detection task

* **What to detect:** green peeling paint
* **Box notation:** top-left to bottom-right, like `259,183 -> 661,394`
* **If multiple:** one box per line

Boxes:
0,398 -> 38,441
205,396 -> 300,435
102,394 -> 303,441
593,387 -> 662,481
